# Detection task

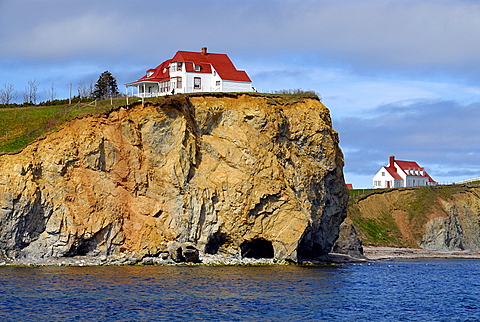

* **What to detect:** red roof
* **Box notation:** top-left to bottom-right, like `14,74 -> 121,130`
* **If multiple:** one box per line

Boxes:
126,59 -> 172,85
172,51 -> 251,82
394,158 -> 436,183
126,49 -> 251,85
384,165 -> 402,180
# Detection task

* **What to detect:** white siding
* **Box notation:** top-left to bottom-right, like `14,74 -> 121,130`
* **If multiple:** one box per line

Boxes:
222,80 -> 252,92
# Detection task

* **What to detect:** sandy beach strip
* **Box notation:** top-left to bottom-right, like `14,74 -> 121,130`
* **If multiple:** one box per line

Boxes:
363,246 -> 480,260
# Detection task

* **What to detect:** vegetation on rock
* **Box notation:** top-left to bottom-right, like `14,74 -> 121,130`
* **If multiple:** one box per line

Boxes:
348,184 -> 480,249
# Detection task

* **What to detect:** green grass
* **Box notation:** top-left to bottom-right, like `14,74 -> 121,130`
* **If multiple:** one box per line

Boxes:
0,98 -> 131,154
0,92 -> 316,154
351,210 -> 406,246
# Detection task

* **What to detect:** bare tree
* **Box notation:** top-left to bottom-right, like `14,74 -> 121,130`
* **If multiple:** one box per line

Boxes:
77,82 -> 88,98
77,79 -> 95,99
45,83 -> 57,102
23,79 -> 38,104
0,82 -> 17,105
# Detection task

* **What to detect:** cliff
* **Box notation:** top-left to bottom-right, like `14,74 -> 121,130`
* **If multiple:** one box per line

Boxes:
0,94 -> 348,264
348,185 -> 480,251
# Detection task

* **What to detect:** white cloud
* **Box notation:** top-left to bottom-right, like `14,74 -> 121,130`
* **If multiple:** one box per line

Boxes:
3,0 -> 480,71
3,13 -> 132,59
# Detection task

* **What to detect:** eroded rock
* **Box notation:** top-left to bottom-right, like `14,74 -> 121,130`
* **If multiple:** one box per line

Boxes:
0,94 -> 348,264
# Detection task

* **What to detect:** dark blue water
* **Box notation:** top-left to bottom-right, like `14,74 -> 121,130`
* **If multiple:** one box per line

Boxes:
1,259 -> 479,321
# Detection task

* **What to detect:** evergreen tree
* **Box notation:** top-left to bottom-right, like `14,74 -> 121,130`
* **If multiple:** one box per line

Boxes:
93,71 -> 119,99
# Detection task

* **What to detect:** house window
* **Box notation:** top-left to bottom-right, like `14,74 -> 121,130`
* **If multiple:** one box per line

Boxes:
170,64 -> 176,72
177,62 -> 183,71
213,71 -> 217,76
216,81 -> 220,86
147,71 -> 153,77
194,77 -> 201,89
177,77 -> 182,89
382,172 -> 385,176
195,64 -> 201,71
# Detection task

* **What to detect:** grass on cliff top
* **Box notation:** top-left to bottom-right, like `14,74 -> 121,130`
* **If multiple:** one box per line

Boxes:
0,98 -> 130,154
0,92 -> 318,154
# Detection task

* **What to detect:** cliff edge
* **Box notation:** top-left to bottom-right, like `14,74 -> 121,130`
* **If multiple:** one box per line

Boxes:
0,94 -> 348,264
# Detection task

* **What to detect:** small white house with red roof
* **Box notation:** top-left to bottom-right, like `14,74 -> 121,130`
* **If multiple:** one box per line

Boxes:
126,47 -> 252,97
372,156 -> 436,189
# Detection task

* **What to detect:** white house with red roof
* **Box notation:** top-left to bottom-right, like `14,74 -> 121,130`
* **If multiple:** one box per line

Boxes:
372,156 -> 436,189
126,47 -> 252,97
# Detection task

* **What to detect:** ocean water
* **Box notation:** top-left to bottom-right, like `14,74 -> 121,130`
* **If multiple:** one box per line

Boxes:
0,259 -> 479,321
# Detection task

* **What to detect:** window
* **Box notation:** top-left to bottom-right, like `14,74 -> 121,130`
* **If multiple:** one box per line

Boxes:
382,172 -> 385,176
147,71 -> 153,77
216,81 -> 220,86
195,64 -> 201,71
170,64 -> 176,72
177,62 -> 183,71
194,77 -> 201,89
177,77 -> 182,89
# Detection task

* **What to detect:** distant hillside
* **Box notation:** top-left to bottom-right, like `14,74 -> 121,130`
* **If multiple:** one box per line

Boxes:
348,184 -> 480,250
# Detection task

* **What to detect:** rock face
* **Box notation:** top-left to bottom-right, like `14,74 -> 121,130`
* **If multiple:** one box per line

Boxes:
332,217 -> 364,258
0,94 -> 348,263
349,186 -> 480,251
419,192 -> 480,251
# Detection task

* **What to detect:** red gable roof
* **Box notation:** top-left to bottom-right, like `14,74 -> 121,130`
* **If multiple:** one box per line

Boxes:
384,165 -> 402,180
392,157 -> 436,183
126,59 -> 172,85
172,50 -> 251,82
126,49 -> 251,85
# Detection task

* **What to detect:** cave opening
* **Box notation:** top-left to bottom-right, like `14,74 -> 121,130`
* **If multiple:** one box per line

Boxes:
240,238 -> 274,259
205,232 -> 226,254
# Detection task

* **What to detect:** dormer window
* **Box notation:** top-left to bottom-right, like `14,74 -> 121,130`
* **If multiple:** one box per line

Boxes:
195,64 -> 201,71
146,71 -> 154,77
177,62 -> 183,71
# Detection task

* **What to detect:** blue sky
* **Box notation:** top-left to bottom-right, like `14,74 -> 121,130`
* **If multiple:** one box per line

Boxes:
1,0 -> 479,188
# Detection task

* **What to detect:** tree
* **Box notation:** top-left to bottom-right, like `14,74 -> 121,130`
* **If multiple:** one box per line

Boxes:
45,83 -> 57,102
93,71 -> 119,99
78,79 -> 95,99
23,79 -> 38,104
0,82 -> 17,105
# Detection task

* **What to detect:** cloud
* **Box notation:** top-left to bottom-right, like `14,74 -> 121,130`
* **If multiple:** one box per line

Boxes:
3,0 -> 480,73
2,12 -> 131,59
336,99 -> 480,182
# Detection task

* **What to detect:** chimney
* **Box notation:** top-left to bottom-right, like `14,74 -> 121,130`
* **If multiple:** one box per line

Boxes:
201,47 -> 208,55
389,155 -> 395,168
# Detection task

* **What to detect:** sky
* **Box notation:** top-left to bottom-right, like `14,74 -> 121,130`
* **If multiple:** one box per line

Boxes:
1,0 -> 479,188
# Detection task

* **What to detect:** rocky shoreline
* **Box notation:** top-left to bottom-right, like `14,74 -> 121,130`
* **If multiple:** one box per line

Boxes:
4,247 -> 480,267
